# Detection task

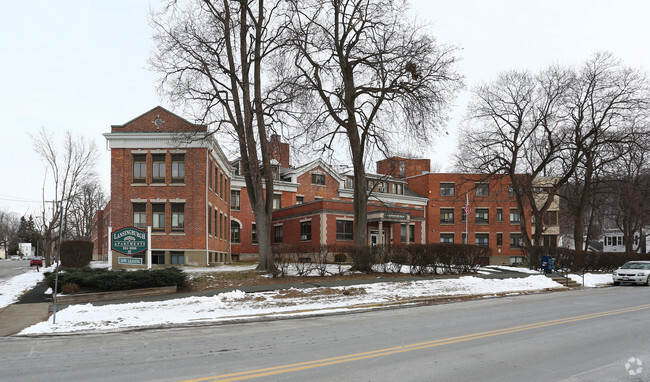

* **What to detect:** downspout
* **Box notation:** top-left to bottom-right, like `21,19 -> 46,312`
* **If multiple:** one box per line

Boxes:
206,148 -> 210,266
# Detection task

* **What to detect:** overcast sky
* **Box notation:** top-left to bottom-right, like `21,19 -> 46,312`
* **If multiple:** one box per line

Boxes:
1,0 -> 649,217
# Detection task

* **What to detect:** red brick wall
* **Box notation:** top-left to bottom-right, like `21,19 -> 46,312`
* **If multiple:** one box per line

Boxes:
111,106 -> 206,133
404,173 -> 532,261
296,166 -> 341,202
268,134 -> 290,168
376,157 -> 431,179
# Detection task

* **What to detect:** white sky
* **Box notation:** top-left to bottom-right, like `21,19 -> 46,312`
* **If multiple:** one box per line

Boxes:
1,0 -> 649,217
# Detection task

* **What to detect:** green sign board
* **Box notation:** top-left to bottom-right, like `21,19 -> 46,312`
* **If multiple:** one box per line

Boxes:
111,227 -> 148,255
118,257 -> 143,265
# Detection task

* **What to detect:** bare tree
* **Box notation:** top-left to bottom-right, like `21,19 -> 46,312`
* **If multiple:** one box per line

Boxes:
31,129 -> 98,267
565,53 -> 649,251
150,0 -> 290,272
284,0 -> 462,246
0,209 -> 19,256
458,66 -> 575,247
67,181 -> 107,240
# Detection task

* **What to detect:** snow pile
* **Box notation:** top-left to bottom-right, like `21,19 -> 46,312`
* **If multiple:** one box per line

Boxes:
19,275 -> 561,335
0,269 -> 47,309
569,273 -> 613,287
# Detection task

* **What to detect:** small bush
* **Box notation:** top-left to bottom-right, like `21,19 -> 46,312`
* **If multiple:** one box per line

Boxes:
61,283 -> 81,294
334,253 -> 347,263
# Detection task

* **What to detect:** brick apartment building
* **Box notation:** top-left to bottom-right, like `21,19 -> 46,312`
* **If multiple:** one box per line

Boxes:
94,107 -> 550,267
377,158 -> 534,265
97,106 -> 232,268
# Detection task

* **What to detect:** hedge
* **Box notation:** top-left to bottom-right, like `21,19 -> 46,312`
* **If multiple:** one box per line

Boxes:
44,267 -> 187,293
525,246 -> 650,272
271,243 -> 490,275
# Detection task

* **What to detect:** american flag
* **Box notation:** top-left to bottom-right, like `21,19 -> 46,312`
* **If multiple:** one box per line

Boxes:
464,193 -> 471,214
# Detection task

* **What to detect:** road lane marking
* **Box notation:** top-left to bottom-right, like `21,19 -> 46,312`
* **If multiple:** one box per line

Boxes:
182,303 -> 650,382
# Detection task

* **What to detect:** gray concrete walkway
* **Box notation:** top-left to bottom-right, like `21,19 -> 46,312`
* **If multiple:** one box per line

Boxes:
0,303 -> 50,336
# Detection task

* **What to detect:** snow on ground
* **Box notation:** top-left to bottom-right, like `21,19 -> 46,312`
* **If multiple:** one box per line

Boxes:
19,275 -> 563,335
0,266 -> 53,309
569,273 -> 613,287
486,265 -> 542,274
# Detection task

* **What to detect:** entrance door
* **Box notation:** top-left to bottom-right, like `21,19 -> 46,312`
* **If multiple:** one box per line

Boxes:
369,229 -> 385,246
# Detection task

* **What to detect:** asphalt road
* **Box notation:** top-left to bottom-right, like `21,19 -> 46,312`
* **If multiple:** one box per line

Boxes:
0,259 -> 32,281
1,286 -> 649,382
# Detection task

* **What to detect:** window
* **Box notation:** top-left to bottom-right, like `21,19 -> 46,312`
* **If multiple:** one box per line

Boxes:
497,208 -> 503,222
607,236 -> 612,246
440,183 -> 455,197
152,251 -> 165,265
252,223 -> 257,244
152,203 -> 165,231
510,209 -> 521,223
274,225 -> 283,243
394,183 -> 403,195
617,236 -> 623,246
461,209 -> 467,222
462,233 -> 467,244
171,203 -> 184,232
208,208 -> 212,235
152,154 -> 166,183
214,210 -> 218,237
311,173 -> 326,185
345,177 -> 354,189
497,233 -> 503,246
440,233 -> 454,243
476,183 -> 489,197
336,220 -> 353,241
545,211 -> 558,226
510,233 -> 523,249
171,251 -> 184,265
476,233 -> 489,247
377,182 -> 387,193
214,166 -> 218,191
475,208 -> 489,224
208,162 -> 213,189
440,208 -> 454,224
220,212 -> 225,239
133,203 -> 146,228
171,154 -> 185,183
400,224 -> 415,243
273,194 -> 282,210
300,221 -> 312,241
231,190 -> 241,211
296,196 -> 304,205
133,155 -> 146,183
231,221 -> 240,243
543,235 -> 557,247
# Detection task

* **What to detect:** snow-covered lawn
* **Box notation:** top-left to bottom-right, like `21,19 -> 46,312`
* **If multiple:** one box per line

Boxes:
0,263 -> 616,336
21,275 -> 564,335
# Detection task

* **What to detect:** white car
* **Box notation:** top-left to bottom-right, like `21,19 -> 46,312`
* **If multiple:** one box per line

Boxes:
612,261 -> 650,286
10,255 -> 20,261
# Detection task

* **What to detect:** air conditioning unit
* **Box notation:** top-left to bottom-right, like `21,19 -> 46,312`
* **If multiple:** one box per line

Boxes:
301,235 -> 309,241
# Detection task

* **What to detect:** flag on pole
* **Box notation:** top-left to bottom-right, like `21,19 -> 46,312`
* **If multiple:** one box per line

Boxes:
464,193 -> 471,215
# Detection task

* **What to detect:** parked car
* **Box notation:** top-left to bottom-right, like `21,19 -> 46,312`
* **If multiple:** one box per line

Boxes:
30,256 -> 43,267
10,255 -> 20,261
612,261 -> 650,286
